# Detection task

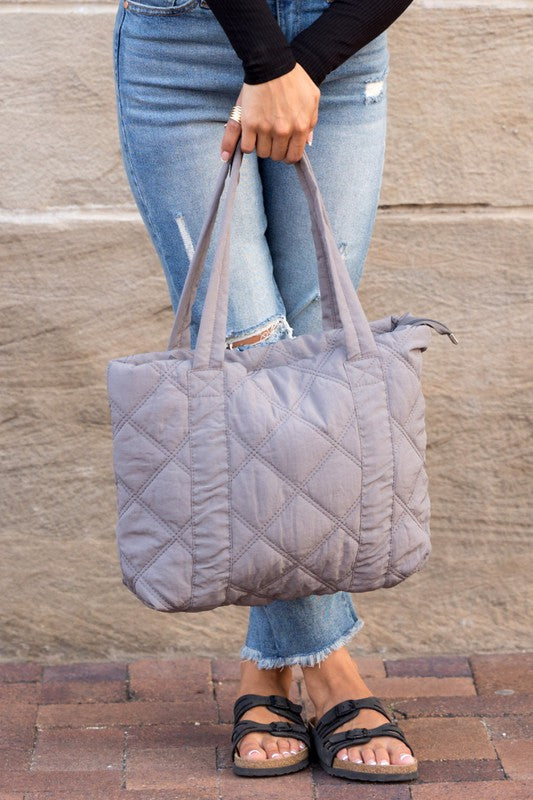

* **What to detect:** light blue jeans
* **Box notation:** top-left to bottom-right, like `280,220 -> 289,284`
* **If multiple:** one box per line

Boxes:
113,0 -> 389,668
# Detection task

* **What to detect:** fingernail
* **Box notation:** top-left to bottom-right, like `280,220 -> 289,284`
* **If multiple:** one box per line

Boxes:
221,151 -> 230,162
400,753 -> 415,763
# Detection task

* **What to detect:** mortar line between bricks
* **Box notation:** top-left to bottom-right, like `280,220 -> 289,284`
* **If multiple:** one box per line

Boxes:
311,768 -> 318,800
210,659 -> 223,725
215,747 -> 223,800
28,709 -> 40,772
468,655 -> 481,695
211,658 -> 225,799
480,717 -> 505,769
122,727 -> 128,790
126,663 -> 133,701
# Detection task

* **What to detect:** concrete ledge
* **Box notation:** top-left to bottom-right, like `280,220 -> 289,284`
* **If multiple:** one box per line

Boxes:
0,3 -> 531,208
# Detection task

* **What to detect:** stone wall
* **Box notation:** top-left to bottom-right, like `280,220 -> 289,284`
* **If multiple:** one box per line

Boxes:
1,0 -> 531,662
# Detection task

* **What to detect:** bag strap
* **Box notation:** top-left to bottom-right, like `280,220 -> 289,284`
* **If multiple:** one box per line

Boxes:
167,139 -> 378,368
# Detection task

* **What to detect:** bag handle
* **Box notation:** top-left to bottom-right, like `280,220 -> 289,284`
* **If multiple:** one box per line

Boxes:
166,141 -> 342,351
167,140 -> 377,368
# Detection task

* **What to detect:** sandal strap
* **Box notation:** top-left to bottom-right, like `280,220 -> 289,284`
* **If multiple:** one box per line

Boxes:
233,693 -> 304,726
231,713 -> 310,761
315,697 -> 392,739
325,722 -> 415,759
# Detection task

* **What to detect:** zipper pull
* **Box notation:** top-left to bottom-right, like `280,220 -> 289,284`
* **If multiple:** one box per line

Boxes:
392,313 -> 459,345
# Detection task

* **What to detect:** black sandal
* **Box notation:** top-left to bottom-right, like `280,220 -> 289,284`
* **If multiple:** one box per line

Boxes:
231,693 -> 311,777
309,697 -> 418,782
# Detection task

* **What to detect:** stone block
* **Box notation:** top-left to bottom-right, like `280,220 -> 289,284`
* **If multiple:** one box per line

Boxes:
0,3 -> 530,209
470,653 -> 533,695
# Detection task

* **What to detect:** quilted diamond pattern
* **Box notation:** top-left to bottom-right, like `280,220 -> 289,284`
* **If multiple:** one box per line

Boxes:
107,319 -> 436,612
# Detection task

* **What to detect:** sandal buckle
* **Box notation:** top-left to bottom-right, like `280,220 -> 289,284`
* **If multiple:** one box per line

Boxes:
269,694 -> 289,709
271,721 -> 291,732
336,700 -> 357,716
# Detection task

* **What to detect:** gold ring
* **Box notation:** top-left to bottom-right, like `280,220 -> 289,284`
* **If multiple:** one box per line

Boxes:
228,105 -> 242,125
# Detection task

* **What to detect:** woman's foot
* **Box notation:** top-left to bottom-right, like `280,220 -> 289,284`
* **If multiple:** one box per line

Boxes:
303,647 -> 416,767
234,660 -> 308,761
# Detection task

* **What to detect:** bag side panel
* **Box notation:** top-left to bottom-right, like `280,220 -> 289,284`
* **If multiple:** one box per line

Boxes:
378,328 -> 432,585
345,357 -> 395,591
107,360 -> 193,611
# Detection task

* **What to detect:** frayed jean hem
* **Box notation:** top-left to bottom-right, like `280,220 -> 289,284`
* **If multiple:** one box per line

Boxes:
239,618 -> 364,670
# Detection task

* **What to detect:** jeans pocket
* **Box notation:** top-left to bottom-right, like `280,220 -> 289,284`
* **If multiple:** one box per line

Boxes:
124,0 -> 199,16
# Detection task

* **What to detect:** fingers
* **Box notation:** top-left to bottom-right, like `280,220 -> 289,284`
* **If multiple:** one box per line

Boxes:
255,129 -> 274,160
221,68 -> 319,163
222,119 -> 311,163
283,129 -> 309,164
220,118 -> 243,162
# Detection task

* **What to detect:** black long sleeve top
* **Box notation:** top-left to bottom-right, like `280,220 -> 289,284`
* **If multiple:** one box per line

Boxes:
204,0 -> 415,87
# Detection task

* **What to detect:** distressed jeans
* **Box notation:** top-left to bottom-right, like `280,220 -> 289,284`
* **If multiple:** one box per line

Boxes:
113,0 -> 389,668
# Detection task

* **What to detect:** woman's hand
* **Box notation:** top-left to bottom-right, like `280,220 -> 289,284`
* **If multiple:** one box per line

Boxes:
221,63 -> 320,164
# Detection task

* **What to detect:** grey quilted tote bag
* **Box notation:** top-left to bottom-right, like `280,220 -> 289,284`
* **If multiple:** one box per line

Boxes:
107,142 -> 456,612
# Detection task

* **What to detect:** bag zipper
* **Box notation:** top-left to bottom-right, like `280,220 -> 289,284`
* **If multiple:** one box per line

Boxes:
391,313 -> 459,344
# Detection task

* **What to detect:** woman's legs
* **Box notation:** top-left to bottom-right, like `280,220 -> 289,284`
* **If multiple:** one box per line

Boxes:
233,9 -> 413,770
242,593 -> 363,668
113,0 -> 414,771
302,648 -> 416,767
235,8 -> 397,765
112,0 -> 292,348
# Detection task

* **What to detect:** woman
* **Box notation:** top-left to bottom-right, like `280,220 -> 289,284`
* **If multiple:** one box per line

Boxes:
112,0 -> 418,781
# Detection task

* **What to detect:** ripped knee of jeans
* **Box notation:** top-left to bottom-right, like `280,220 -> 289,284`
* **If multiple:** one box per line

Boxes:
225,316 -> 293,351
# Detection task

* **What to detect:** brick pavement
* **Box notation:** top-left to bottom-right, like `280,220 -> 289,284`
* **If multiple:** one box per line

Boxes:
0,652 -> 531,799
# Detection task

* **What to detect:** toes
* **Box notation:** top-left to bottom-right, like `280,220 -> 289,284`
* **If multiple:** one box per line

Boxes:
238,735 -> 267,761
346,746 -> 363,764
274,737 -> 292,757
389,745 -> 416,766
361,746 -> 377,765
288,737 -> 304,754
263,739 -> 283,760
374,745 -> 390,766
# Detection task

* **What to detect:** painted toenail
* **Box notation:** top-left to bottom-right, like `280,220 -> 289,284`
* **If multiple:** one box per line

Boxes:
290,749 -> 298,754
247,750 -> 261,757
380,759 -> 389,765
299,743 -> 306,750
400,753 -> 415,763
368,759 -> 377,765
282,751 -> 290,756
354,758 -> 363,763
271,753 -> 281,759
340,754 -> 349,761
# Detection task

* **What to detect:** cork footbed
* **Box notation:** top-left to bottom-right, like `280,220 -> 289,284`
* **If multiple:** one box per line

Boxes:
234,745 -> 309,770
331,755 -> 418,775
